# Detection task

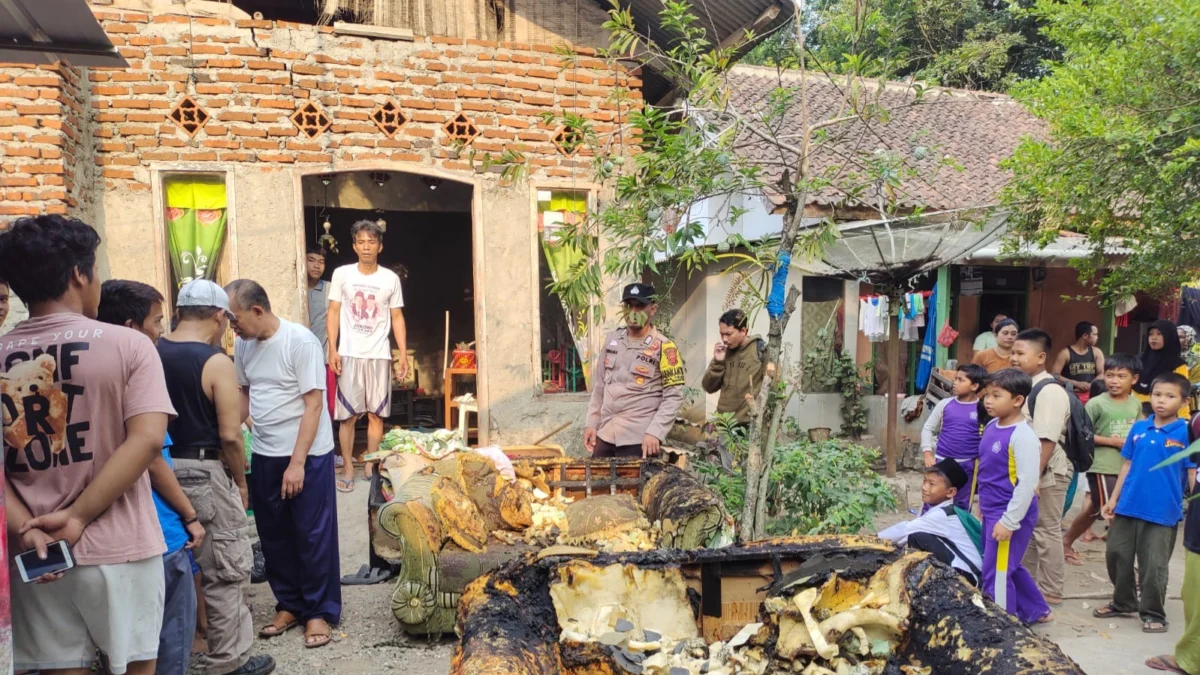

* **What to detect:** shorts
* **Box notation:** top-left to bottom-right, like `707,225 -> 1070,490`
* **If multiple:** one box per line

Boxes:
1086,472 -> 1118,518
335,356 -> 392,421
12,554 -> 165,674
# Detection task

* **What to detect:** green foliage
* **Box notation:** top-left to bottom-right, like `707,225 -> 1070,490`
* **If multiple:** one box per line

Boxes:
1003,0 -> 1200,301
695,438 -> 897,535
801,329 -> 871,439
711,411 -> 751,466
745,0 -> 1052,91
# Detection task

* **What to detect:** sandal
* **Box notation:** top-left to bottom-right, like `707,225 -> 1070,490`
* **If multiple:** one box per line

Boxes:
1064,547 -> 1084,566
259,611 -> 298,638
1144,619 -> 1170,634
1035,611 -> 1054,624
305,619 -> 332,649
1092,604 -> 1134,619
336,478 -> 355,493
1146,655 -> 1190,674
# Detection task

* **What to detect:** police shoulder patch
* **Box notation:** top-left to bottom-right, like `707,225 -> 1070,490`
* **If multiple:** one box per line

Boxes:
659,340 -> 684,387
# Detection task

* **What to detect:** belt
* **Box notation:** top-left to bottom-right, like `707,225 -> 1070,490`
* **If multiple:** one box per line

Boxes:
169,447 -> 223,461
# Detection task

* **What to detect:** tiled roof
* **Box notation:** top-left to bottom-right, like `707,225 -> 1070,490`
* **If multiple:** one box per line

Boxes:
722,65 -> 1046,212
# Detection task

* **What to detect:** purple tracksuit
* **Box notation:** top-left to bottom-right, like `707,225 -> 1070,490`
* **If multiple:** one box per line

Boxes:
936,398 -> 983,510
977,420 -> 1051,624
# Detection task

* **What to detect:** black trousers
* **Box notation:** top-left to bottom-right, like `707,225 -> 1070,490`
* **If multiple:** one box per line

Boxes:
593,438 -> 642,458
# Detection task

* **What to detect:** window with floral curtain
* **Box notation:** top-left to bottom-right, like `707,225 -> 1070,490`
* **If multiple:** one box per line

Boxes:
164,174 -> 228,290
538,189 -> 595,393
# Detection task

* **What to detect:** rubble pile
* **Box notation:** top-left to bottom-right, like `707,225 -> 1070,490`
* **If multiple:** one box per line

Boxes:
451,537 -> 1087,675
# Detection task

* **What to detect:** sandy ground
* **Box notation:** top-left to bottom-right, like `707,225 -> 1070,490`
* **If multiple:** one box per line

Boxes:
235,472 -> 1186,674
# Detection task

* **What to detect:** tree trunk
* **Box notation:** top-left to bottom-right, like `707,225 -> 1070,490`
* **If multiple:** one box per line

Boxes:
885,314 -> 900,476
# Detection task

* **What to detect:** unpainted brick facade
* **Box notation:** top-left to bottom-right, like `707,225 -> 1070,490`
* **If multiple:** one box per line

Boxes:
0,5 -> 642,449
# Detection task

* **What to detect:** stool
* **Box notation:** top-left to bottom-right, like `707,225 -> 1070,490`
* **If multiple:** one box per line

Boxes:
456,401 -> 479,442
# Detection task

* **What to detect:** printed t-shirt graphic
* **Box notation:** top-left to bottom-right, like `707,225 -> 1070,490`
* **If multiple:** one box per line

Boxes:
330,265 -> 404,360
0,314 -> 175,565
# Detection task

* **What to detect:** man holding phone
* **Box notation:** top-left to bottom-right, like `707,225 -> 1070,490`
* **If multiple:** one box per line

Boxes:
0,216 -> 176,675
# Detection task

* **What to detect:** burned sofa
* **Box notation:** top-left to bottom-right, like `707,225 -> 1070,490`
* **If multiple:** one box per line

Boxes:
376,456 -> 730,636
451,535 -> 1085,675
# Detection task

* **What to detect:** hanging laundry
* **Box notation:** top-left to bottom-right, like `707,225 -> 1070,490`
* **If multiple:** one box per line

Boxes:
858,294 -> 890,342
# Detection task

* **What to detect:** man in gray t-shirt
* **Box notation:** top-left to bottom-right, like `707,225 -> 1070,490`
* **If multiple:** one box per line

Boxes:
305,246 -> 329,359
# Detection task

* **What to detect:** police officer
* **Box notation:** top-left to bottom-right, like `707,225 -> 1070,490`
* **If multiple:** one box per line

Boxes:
584,283 -> 685,458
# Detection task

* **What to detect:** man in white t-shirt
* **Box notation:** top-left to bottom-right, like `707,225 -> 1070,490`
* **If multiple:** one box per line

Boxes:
225,279 -> 340,650
325,221 -> 407,490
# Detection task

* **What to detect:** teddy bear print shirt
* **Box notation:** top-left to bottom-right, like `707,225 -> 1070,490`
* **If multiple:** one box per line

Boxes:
0,313 -> 176,565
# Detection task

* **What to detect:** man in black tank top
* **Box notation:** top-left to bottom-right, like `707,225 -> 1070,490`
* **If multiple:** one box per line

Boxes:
1052,321 -> 1105,404
158,281 -> 273,675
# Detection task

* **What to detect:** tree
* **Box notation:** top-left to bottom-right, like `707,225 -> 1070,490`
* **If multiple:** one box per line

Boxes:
745,0 -> 1057,91
544,0 -> 962,539
1003,0 -> 1200,301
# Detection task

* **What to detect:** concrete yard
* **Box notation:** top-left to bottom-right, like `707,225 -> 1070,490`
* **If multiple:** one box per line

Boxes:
236,472 -> 1183,674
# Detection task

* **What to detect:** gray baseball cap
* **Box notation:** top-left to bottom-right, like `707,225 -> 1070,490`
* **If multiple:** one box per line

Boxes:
176,279 -> 230,311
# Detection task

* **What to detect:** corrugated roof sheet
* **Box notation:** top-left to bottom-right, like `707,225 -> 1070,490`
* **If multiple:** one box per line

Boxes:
0,0 -> 127,68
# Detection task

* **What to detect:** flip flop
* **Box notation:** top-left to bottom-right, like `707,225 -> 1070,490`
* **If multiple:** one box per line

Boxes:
1144,619 -> 1170,634
341,564 -> 394,586
305,620 -> 332,649
336,478 -> 355,493
1092,604 -> 1135,619
1146,655 -> 1189,674
259,612 -> 298,638
1064,548 -> 1084,566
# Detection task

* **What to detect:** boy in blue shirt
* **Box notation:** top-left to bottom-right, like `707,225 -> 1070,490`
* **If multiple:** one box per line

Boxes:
1097,372 -> 1196,633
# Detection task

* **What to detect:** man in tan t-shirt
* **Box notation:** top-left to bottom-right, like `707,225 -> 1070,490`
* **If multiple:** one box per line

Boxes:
0,216 -> 176,675
1012,328 -> 1073,608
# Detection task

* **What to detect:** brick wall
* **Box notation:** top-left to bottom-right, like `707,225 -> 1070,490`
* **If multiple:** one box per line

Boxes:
39,9 -> 640,199
0,64 -> 88,217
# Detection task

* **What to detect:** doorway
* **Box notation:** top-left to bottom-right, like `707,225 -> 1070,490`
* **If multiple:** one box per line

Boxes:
301,171 -> 476,434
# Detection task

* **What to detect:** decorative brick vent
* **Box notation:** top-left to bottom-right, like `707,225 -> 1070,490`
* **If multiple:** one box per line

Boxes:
552,125 -> 585,156
167,95 -> 210,138
443,113 -> 480,146
290,101 -> 332,139
371,100 -> 410,139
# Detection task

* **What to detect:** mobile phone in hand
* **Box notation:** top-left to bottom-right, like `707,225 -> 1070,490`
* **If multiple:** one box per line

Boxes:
15,540 -> 74,583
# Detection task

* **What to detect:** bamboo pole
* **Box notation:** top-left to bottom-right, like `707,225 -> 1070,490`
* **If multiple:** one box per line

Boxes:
886,310 -> 900,476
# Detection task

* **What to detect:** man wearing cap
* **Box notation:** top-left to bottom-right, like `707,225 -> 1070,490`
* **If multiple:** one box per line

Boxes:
878,458 -> 983,586
584,283 -> 685,458
158,280 -> 271,675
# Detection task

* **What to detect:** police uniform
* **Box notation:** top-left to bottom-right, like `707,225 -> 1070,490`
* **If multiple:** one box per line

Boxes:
585,284 -> 686,457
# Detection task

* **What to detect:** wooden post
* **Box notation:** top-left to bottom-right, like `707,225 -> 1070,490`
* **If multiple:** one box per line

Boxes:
886,312 -> 900,476
1101,302 -> 1116,355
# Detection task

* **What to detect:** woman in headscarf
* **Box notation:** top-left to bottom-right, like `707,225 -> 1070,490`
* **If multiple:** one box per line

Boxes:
1135,319 -> 1191,416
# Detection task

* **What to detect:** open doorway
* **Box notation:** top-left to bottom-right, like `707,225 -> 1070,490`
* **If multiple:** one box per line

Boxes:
301,171 -> 476,437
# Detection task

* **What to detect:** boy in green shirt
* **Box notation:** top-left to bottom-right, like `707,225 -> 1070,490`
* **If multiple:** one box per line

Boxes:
1064,354 -> 1142,564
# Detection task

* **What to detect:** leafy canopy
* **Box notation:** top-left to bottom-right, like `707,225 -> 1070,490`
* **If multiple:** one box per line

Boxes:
1003,0 -> 1200,301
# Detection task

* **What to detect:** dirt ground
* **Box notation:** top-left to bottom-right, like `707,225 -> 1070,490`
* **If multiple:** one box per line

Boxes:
235,471 -> 1183,674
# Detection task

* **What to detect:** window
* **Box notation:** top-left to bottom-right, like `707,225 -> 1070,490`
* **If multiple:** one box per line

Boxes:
800,275 -> 846,393
162,174 -> 230,296
538,189 -> 593,394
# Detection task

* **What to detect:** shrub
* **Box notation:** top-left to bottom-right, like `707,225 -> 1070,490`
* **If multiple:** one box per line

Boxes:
695,438 -> 896,536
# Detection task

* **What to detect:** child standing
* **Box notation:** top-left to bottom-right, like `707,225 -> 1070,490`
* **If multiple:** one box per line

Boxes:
1063,354 -> 1143,564
920,364 -> 988,510
977,368 -> 1052,624
1097,372 -> 1196,633
1145,482 -> 1200,674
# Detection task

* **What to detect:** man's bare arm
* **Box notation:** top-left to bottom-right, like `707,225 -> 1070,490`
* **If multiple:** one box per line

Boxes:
390,307 -> 407,354
148,455 -> 196,520
327,300 -> 342,361
206,355 -> 247,483
1039,439 -> 1055,476
290,389 -> 324,465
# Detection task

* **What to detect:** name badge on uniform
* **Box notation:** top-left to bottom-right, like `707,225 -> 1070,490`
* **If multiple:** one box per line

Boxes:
659,340 -> 684,387
643,336 -> 654,346
634,363 -> 651,376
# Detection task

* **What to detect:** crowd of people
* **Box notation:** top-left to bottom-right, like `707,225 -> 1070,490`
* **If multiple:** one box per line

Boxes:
0,214 -> 419,674
895,316 -> 1200,674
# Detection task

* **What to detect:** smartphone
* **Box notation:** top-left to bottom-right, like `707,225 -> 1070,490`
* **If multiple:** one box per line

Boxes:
15,540 -> 74,583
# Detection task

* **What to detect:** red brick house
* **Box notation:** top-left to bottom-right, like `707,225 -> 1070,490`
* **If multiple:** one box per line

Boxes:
0,0 -> 791,450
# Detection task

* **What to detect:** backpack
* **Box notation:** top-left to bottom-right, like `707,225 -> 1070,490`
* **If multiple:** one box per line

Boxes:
949,505 -> 984,555
1028,379 -> 1095,473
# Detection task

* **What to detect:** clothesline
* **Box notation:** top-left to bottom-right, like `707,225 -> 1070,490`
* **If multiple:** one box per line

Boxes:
858,289 -> 933,301
858,290 -> 930,343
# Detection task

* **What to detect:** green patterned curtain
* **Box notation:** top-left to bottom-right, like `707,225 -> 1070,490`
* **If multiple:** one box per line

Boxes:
165,176 -> 228,289
540,192 -> 592,388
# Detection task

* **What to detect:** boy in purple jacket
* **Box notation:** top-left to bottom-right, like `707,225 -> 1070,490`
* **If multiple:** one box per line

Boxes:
978,368 -> 1053,624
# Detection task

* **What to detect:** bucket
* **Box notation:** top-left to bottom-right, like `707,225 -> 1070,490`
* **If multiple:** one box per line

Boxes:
807,427 -> 832,442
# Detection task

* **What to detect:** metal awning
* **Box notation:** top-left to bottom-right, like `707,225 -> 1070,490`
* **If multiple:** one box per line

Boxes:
598,0 -> 794,104
0,0 -> 127,68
